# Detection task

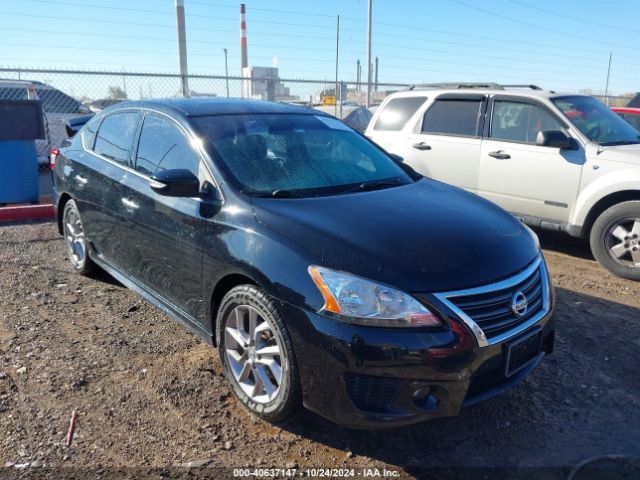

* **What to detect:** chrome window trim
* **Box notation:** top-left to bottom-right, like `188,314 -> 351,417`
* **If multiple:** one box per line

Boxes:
81,106 -> 225,205
434,255 -> 549,348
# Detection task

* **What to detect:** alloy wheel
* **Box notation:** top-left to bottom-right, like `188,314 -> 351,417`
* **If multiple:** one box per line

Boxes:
224,305 -> 283,403
606,218 -> 640,267
64,205 -> 87,269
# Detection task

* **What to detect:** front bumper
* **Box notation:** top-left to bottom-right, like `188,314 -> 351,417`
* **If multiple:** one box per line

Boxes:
277,297 -> 555,429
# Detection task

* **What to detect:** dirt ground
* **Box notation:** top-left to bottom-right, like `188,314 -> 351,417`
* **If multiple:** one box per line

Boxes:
0,221 -> 639,479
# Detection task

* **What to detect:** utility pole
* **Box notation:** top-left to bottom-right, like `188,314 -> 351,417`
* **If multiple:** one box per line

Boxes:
375,56 -> 379,92
366,0 -> 373,107
223,48 -> 230,97
335,14 -> 340,117
175,0 -> 189,97
604,52 -> 612,106
356,59 -> 361,92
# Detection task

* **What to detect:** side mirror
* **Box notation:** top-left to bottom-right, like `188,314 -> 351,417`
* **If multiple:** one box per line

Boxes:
149,169 -> 200,197
536,130 -> 579,150
389,153 -> 404,163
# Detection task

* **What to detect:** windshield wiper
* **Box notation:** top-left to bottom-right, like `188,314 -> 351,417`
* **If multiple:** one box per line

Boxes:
342,177 -> 403,193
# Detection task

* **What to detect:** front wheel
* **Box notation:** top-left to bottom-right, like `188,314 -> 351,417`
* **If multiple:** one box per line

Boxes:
217,285 -> 301,422
590,201 -> 640,281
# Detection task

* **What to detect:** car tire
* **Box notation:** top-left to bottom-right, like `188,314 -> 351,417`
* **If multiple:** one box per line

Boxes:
62,199 -> 96,275
590,200 -> 640,281
217,284 -> 302,422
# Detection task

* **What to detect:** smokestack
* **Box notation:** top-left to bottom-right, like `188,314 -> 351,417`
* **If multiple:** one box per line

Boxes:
240,3 -> 248,71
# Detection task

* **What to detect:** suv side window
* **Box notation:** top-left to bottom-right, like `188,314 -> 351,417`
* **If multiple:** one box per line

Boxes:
421,98 -> 482,137
490,100 -> 563,144
93,111 -> 139,165
135,113 -> 200,176
373,96 -> 427,131
621,113 -> 640,131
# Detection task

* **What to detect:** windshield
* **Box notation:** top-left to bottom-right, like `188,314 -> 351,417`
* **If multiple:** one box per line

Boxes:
553,96 -> 640,146
193,113 -> 412,196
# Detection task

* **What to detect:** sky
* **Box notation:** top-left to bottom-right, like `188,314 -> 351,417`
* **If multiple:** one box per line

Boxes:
1,0 -> 639,98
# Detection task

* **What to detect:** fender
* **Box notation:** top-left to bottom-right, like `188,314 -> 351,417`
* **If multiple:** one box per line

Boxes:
570,165 -> 640,229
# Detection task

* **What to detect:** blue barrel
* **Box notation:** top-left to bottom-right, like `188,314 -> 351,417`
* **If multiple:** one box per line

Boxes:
0,140 -> 39,204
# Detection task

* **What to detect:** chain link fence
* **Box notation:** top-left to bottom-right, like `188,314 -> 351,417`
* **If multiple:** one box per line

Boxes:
1,67 -> 636,163
0,67 -> 411,162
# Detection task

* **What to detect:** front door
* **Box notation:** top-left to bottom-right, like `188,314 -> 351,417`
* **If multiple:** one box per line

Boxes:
479,97 -> 585,222
122,112 -> 210,324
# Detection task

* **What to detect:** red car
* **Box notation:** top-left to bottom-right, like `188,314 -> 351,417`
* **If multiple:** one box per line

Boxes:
611,107 -> 640,131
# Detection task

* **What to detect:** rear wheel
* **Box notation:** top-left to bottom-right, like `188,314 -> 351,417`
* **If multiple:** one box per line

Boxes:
590,201 -> 640,281
217,285 -> 301,422
62,199 -> 95,275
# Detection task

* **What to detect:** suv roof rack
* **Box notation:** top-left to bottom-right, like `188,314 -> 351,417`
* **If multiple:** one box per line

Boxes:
405,82 -> 544,91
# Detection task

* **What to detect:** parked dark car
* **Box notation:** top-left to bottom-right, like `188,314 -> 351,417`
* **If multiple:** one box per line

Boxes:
53,98 -> 555,428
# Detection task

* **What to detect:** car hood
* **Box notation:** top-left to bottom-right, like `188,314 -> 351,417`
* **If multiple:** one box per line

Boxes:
252,179 -> 538,293
594,143 -> 640,165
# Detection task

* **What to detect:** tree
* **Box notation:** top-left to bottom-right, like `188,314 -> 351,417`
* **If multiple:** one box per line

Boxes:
108,86 -> 128,99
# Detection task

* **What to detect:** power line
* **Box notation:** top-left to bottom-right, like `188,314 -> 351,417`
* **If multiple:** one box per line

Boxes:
506,0 -> 640,34
447,0 -> 638,51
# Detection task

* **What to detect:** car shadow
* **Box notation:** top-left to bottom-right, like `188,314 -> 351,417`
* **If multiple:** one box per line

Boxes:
275,287 -> 640,477
534,227 -> 594,261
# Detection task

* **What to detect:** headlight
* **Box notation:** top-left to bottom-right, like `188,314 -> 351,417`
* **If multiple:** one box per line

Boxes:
308,266 -> 441,327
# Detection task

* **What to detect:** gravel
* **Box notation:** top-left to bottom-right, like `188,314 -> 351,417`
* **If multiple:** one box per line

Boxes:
0,222 -> 639,478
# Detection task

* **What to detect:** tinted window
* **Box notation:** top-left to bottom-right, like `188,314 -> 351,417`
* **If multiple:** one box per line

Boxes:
93,111 -> 139,165
373,96 -> 427,131
135,114 -> 200,176
490,100 -> 563,144
36,88 -> 83,114
83,116 -> 101,150
421,99 -> 481,137
194,114 -> 412,196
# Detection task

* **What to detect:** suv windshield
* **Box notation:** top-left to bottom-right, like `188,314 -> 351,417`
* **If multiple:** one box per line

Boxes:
193,113 -> 413,197
553,96 -> 640,146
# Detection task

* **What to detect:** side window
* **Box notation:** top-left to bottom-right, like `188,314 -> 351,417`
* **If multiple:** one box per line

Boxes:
135,114 -> 200,176
490,100 -> 564,144
421,98 -> 482,137
83,116 -> 101,150
373,96 -> 427,131
93,111 -> 139,165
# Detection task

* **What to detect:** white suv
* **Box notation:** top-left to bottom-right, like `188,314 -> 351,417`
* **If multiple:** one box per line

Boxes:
366,83 -> 640,280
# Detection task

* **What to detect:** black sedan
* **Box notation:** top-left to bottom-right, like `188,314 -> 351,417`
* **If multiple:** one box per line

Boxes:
53,98 -> 555,428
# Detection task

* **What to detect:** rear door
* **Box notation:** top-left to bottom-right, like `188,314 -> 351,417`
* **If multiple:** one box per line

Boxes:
121,112 -> 209,323
78,110 -> 141,268
478,96 -> 584,222
398,95 -> 486,192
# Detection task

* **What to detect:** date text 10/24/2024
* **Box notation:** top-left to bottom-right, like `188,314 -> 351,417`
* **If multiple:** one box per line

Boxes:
232,468 -> 401,478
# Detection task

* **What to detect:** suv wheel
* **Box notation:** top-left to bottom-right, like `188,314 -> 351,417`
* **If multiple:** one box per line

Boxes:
62,199 -> 95,275
217,285 -> 301,422
590,201 -> 640,281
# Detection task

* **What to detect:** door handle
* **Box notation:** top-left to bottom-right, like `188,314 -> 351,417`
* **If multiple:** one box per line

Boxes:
412,142 -> 432,151
74,175 -> 88,185
488,150 -> 511,159
121,197 -> 139,211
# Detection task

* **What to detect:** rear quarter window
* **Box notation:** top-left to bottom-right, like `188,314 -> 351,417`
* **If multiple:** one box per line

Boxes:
373,96 -> 427,131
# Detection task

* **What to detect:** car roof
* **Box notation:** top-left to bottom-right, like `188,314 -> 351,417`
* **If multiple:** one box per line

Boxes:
384,87 -> 565,101
108,97 -> 324,117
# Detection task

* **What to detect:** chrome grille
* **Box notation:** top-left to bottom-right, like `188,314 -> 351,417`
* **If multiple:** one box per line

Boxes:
434,256 -> 549,346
